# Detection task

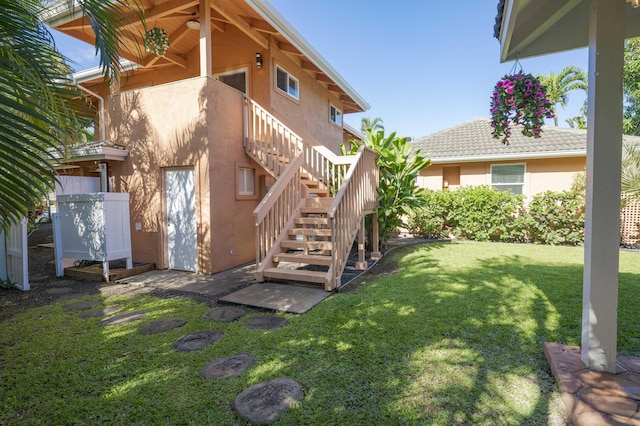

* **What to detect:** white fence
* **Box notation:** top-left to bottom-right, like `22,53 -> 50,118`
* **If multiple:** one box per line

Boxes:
0,218 -> 29,291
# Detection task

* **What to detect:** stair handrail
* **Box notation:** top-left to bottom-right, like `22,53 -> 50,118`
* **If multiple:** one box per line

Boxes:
244,98 -> 303,178
253,154 -> 304,267
327,146 -> 380,290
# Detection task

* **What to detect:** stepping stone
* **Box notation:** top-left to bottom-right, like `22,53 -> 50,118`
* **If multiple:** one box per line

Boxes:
80,306 -> 123,319
139,318 -> 186,335
201,353 -> 256,379
63,300 -> 101,312
101,310 -> 148,326
173,330 -> 223,352
245,315 -> 289,330
234,378 -> 304,424
45,287 -> 72,295
203,306 -> 246,323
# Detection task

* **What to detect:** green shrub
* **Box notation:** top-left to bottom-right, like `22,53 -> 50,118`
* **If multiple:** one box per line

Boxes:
527,190 -> 585,245
408,186 -> 585,246
444,185 -> 524,241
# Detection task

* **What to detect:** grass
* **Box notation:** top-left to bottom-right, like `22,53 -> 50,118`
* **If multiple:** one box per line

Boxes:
2,241 -> 640,425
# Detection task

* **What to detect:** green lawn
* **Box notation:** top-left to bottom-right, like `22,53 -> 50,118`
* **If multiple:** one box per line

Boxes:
2,242 -> 639,425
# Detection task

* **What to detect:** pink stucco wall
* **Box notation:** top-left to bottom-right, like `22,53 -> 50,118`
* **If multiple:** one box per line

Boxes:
108,77 -> 266,273
419,156 -> 585,199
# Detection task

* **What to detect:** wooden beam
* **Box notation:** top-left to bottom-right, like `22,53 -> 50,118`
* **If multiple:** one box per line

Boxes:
164,52 -> 188,68
316,73 -> 332,83
247,18 -> 277,35
279,42 -> 302,56
168,24 -> 191,46
327,84 -> 341,93
301,59 -> 321,73
210,2 -> 268,48
121,0 -> 199,31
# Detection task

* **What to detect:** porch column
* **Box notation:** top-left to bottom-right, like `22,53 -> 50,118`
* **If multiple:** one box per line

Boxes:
581,0 -> 625,373
199,0 -> 212,76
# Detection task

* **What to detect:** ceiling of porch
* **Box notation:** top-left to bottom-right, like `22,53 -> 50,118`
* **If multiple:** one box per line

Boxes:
495,0 -> 640,62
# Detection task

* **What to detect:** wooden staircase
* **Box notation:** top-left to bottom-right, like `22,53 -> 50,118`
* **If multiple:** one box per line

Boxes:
263,197 -> 333,285
244,98 -> 379,291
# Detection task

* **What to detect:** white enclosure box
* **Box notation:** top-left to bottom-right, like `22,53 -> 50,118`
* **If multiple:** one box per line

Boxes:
55,192 -> 132,278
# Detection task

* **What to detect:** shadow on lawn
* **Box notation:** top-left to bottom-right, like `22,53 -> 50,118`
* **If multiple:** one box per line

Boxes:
315,242 -> 640,424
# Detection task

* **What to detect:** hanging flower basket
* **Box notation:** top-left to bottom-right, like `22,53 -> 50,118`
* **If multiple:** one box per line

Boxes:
490,73 -> 555,145
143,27 -> 170,57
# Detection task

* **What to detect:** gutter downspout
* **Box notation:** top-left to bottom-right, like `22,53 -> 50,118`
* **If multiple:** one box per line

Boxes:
74,81 -> 106,142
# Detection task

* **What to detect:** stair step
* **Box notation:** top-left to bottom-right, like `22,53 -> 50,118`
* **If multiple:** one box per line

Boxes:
295,217 -> 329,225
273,253 -> 333,266
301,179 -> 320,188
289,228 -> 332,236
306,197 -> 334,207
301,207 -> 329,214
263,268 -> 327,284
281,240 -> 333,250
308,187 -> 329,196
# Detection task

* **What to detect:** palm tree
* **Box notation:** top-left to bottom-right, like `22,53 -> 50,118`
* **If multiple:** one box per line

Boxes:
0,1 -> 142,224
536,65 -> 588,126
360,116 -> 384,133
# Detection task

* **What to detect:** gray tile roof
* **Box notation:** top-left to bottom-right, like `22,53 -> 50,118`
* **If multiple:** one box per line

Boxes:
412,118 -> 591,162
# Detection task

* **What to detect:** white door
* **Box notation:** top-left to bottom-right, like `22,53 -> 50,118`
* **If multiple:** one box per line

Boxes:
165,168 -> 197,272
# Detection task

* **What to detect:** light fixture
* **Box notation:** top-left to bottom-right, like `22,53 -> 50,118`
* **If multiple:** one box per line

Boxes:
256,52 -> 262,69
443,179 -> 449,189
634,0 -> 640,8
186,13 -> 200,30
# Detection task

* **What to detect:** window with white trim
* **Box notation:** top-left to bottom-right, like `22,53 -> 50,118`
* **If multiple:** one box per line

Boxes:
276,65 -> 299,99
491,164 -> 525,194
329,104 -> 342,126
238,167 -> 255,196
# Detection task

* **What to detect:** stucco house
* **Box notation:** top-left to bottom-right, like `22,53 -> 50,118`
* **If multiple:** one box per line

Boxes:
45,0 -> 379,290
413,118 -> 589,198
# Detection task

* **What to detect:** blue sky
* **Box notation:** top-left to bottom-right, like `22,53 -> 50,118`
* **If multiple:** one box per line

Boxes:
51,0 -> 590,139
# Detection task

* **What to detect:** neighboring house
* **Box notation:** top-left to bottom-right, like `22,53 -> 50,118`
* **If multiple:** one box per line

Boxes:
45,0 -> 379,290
413,118 -> 589,198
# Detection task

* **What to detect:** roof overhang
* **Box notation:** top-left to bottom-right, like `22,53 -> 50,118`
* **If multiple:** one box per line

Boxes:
497,0 -> 640,62
429,149 -> 586,164
43,0 -> 369,113
52,141 -> 129,163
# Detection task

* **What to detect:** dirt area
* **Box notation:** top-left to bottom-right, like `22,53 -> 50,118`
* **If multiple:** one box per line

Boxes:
0,223 -> 105,321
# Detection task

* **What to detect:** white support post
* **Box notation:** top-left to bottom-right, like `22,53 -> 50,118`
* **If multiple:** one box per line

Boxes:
581,0 -> 625,373
52,213 -> 64,277
199,0 -> 212,77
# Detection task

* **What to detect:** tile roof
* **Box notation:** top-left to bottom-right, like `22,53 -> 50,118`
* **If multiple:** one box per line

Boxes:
494,0 -> 506,39
411,118 -> 593,163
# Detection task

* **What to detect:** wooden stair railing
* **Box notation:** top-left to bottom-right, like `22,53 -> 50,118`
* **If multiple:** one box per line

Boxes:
246,98 -> 379,290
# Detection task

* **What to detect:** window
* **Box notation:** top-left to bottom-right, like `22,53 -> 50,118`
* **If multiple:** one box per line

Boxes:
215,69 -> 247,94
276,66 -> 299,99
491,164 -> 525,194
238,167 -> 255,196
329,104 -> 342,126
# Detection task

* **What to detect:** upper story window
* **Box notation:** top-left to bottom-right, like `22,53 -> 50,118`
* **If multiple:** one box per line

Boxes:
276,65 -> 299,99
215,68 -> 247,94
491,164 -> 525,194
329,104 -> 342,126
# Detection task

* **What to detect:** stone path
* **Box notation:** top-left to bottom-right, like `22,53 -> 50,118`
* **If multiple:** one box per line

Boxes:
65,299 -> 303,424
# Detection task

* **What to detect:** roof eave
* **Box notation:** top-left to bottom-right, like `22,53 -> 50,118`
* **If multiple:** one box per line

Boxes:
429,149 -> 586,164
245,0 -> 370,112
